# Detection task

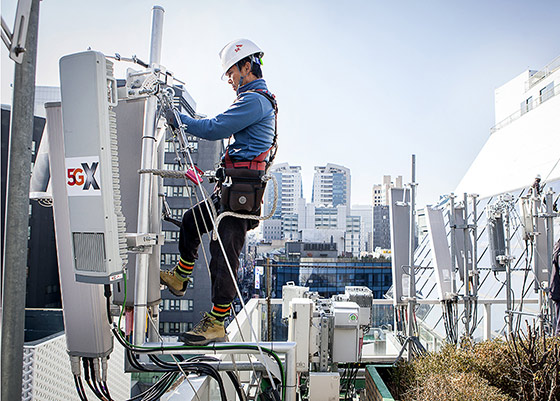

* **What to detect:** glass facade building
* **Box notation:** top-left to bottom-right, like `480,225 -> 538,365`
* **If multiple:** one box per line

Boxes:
270,260 -> 392,299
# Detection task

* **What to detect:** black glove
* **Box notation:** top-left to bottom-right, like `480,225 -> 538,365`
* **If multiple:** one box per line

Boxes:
166,108 -> 180,130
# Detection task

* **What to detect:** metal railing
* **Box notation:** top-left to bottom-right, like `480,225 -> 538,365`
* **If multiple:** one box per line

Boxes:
527,55 -> 560,89
490,82 -> 559,134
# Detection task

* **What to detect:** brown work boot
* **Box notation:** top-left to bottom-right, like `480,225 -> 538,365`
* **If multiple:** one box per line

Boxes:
159,266 -> 191,297
179,313 -> 227,345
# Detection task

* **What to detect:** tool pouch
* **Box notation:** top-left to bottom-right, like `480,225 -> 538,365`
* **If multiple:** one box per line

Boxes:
220,168 -> 266,213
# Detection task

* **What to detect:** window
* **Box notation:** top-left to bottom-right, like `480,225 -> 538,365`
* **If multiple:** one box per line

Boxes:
521,96 -> 533,114
164,185 -> 192,198
540,82 -> 554,103
162,298 -> 194,311
182,299 -> 194,311
171,208 -> 188,219
164,230 -> 180,242
168,322 -> 180,333
161,253 -> 180,265
169,299 -> 181,310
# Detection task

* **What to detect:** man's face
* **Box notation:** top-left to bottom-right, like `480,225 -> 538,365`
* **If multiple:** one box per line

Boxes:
225,62 -> 250,91
225,66 -> 240,91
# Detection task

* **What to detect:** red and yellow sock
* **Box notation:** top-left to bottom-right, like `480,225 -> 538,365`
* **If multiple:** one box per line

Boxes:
209,303 -> 231,321
174,258 -> 194,280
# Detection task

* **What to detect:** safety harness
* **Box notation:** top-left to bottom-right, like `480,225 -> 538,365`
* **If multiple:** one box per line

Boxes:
223,89 -> 278,173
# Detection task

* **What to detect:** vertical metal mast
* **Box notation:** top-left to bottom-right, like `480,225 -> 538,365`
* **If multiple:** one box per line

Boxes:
463,193 -> 470,337
470,194 -> 479,335
407,155 -> 417,360
133,5 -> 164,346
1,1 -> 40,399
544,189 -> 555,333
504,202 -> 513,335
449,193 -> 457,294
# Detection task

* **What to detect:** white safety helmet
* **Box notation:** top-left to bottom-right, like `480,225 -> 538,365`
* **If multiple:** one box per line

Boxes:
219,39 -> 263,80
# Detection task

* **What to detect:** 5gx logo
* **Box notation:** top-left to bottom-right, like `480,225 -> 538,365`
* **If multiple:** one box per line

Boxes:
67,163 -> 100,189
65,157 -> 102,197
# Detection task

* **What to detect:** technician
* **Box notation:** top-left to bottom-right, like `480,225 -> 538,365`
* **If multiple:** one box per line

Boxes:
160,39 -> 277,345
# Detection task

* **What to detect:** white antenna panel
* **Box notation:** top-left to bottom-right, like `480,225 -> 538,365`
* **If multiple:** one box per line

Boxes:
59,51 -> 127,283
425,207 -> 455,301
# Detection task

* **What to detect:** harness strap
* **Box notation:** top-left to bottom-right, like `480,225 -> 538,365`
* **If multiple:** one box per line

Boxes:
224,89 -> 278,171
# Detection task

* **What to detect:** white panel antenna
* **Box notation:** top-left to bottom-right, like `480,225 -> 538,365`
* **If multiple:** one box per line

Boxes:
425,207 -> 455,301
389,187 -> 411,305
487,207 -> 507,272
453,206 -> 474,280
59,51 -> 127,283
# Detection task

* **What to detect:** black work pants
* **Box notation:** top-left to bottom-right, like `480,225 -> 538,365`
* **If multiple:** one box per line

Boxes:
179,195 -> 256,306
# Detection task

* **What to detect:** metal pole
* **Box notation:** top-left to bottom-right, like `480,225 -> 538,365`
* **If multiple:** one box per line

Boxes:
266,257 -> 272,341
532,197 -> 541,293
544,189 -> 555,334
133,5 -> 164,346
470,194 -> 479,337
470,194 -> 479,298
463,193 -> 470,337
407,154 -> 416,361
505,204 -> 513,335
449,193 -> 457,294
544,190 -> 554,273
1,1 -> 40,399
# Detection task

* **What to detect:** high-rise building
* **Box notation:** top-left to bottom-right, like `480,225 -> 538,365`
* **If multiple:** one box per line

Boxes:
372,175 -> 402,206
262,162 -> 303,241
351,205 -> 373,253
312,163 -> 351,210
372,175 -> 403,250
372,205 -> 391,250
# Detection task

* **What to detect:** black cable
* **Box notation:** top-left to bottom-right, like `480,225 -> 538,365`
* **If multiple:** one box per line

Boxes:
88,358 -> 111,401
226,371 -> 247,401
147,354 -> 228,401
82,359 -> 106,401
185,355 -> 247,401
104,285 -> 113,326
101,382 -> 112,401
78,376 -> 89,401
74,375 -> 88,401
126,350 -> 151,372
132,373 -> 177,401
125,372 -> 179,401
113,326 -> 285,396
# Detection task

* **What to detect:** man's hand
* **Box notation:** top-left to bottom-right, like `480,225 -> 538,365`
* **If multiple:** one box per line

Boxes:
166,108 -> 181,130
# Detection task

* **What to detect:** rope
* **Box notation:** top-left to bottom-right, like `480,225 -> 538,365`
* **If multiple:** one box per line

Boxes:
139,168 -> 199,179
212,174 -> 278,241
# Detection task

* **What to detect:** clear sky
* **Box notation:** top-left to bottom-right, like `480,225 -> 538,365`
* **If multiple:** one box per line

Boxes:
2,0 -> 560,207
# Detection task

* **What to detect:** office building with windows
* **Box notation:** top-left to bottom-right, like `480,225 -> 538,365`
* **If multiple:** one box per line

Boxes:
351,204 -> 373,253
262,162 -> 303,241
312,163 -> 351,211
372,175 -> 402,250
270,258 -> 392,299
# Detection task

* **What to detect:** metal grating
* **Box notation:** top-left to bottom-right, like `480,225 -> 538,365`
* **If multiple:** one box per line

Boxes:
72,232 -> 106,272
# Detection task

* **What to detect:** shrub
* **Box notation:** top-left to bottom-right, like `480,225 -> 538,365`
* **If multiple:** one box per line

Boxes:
392,327 -> 560,401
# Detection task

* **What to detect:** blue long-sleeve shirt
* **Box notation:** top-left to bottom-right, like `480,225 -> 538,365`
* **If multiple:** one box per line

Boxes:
179,79 -> 275,161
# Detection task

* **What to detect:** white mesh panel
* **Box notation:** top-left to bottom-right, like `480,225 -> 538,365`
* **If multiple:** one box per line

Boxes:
22,333 -> 131,400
